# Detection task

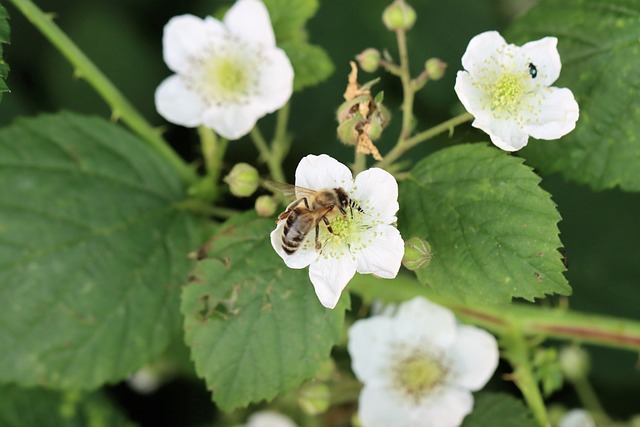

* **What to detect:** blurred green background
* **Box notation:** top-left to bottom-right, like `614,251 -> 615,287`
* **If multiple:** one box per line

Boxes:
1,0 -> 638,425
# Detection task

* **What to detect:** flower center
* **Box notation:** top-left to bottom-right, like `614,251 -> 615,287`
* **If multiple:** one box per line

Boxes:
205,57 -> 250,97
491,72 -> 526,110
391,348 -> 447,403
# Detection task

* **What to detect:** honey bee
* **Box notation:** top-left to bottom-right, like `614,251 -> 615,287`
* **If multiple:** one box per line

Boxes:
265,181 -> 362,254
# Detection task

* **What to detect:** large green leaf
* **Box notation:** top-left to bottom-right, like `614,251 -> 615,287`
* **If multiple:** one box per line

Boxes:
0,384 -> 136,427
0,112 -> 199,388
399,144 -> 570,304
508,0 -> 640,191
281,40 -> 335,92
461,392 -> 536,427
0,4 -> 10,99
181,213 -> 347,411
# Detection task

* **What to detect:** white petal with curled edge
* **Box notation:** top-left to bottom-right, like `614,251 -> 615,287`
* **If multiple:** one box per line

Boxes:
270,222 -> 318,269
155,75 -> 206,127
308,249 -> 357,309
353,168 -> 399,224
393,297 -> 457,351
478,117 -> 530,152
255,48 -> 294,113
447,325 -> 499,391
523,87 -> 579,140
295,155 -> 354,193
162,15 -> 224,74
461,31 -> 507,76
354,225 -> 403,278
521,37 -> 561,87
202,102 -> 262,140
224,0 -> 276,48
348,316 -> 396,384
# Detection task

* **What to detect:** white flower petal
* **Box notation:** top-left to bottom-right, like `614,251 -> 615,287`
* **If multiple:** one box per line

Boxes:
255,48 -> 294,113
162,15 -> 224,74
559,409 -> 596,427
355,225 -> 403,278
412,388 -> 474,427
155,75 -> 206,127
224,0 -> 276,47
353,168 -> 399,224
295,155 -> 354,193
475,117 -> 529,151
202,103 -> 262,140
308,249 -> 357,309
521,37 -> 561,86
393,297 -> 457,351
358,385 -> 418,427
270,222 -> 318,269
461,31 -> 507,76
348,316 -> 396,384
454,71 -> 491,123
447,325 -> 499,391
523,87 -> 579,140
246,410 -> 298,427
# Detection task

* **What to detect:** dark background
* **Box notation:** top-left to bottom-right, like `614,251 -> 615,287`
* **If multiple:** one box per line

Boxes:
2,0 -> 638,425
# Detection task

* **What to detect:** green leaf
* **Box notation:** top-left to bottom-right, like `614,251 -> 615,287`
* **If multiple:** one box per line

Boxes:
181,213 -> 347,411
0,384 -> 136,427
282,40 -> 335,92
507,0 -> 640,191
0,3 -> 10,101
264,0 -> 318,42
461,392 -> 536,427
0,112 -> 199,389
399,144 -> 570,304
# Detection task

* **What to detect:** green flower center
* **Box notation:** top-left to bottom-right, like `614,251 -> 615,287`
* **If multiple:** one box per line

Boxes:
205,56 -> 252,99
392,350 -> 447,402
491,72 -> 526,110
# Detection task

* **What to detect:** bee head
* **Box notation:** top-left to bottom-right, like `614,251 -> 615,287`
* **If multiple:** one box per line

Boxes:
335,187 -> 350,208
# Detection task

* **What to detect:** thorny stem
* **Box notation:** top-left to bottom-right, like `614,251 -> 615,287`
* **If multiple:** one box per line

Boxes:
396,29 -> 414,143
8,0 -> 196,184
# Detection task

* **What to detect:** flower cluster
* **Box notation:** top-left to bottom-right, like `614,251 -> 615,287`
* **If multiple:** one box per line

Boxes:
270,154 -> 404,309
155,0 -> 294,140
455,31 -> 579,151
348,297 -> 499,427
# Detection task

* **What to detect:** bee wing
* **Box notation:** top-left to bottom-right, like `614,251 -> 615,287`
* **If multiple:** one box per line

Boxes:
263,180 -> 317,199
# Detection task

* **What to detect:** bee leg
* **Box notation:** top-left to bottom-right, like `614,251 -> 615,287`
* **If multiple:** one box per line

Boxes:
314,223 -> 322,251
322,216 -> 336,234
302,197 -> 311,209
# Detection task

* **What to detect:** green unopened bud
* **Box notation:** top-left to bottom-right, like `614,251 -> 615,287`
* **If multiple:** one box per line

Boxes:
357,48 -> 381,73
382,0 -> 417,31
255,195 -> 277,217
297,383 -> 331,415
402,236 -> 433,270
559,346 -> 590,382
425,58 -> 447,81
224,163 -> 259,197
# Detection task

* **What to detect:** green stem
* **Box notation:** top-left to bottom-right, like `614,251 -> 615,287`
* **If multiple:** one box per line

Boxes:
173,198 -> 239,219
502,329 -> 549,427
395,29 -> 414,142
352,151 -> 366,175
198,126 -> 228,190
272,102 -> 291,161
571,376 -> 607,418
8,0 -> 196,183
376,112 -> 474,168
251,126 -> 286,183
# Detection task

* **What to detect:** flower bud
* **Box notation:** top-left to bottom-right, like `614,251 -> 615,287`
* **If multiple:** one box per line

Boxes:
402,237 -> 432,270
297,383 -> 331,415
559,346 -> 590,382
382,0 -> 417,31
425,58 -> 447,81
255,195 -> 277,217
357,48 -> 381,73
224,163 -> 259,197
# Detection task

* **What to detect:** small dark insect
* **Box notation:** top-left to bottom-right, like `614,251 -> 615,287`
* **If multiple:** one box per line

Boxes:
528,62 -> 538,79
